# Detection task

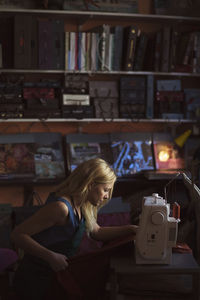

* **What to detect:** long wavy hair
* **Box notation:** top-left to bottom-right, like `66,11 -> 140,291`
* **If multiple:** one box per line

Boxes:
54,158 -> 116,232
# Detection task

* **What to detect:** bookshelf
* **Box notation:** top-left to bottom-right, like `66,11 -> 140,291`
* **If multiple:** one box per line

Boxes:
0,7 -> 200,124
0,5 -> 200,206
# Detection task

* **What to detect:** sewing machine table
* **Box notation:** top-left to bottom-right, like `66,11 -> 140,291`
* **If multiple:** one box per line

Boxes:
109,252 -> 200,300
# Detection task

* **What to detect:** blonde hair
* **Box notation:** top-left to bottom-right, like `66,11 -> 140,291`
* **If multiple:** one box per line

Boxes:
54,158 -> 116,232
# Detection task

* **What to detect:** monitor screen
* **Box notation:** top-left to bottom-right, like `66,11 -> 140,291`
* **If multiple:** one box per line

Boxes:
65,133 -> 113,172
0,132 -> 66,184
110,132 -> 154,177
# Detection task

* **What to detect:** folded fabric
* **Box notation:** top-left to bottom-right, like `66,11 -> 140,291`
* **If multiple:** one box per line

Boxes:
56,234 -> 134,300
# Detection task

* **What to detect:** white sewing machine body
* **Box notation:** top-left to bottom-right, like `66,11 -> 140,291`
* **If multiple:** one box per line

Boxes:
135,193 -> 179,265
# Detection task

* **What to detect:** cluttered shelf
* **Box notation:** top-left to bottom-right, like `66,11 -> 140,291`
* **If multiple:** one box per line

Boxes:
0,2 -> 200,122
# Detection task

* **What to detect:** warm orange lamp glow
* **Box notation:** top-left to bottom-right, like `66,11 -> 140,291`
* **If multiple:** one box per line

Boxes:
158,150 -> 170,162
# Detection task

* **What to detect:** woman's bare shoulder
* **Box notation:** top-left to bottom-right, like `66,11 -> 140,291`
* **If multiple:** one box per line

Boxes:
41,200 -> 69,221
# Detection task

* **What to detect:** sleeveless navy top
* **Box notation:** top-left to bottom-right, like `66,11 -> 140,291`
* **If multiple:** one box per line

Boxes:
32,192 -> 85,257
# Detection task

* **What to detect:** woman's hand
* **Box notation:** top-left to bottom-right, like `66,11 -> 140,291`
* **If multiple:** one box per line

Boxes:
91,222 -> 139,242
46,251 -> 69,272
127,224 -> 138,236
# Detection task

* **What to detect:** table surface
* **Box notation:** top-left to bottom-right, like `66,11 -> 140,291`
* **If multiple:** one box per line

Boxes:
110,252 -> 200,274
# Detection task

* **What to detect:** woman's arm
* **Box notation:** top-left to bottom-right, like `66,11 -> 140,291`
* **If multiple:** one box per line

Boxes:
11,201 -> 69,271
90,222 -> 138,242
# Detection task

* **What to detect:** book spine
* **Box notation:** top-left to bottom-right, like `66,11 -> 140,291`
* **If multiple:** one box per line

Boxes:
38,19 -> 53,69
68,32 -> 71,70
100,24 -> 107,71
108,33 -> 114,71
65,32 -> 70,70
154,30 -> 162,72
90,32 -> 97,71
193,31 -> 198,73
77,31 -> 82,70
196,32 -> 200,73
86,32 -> 91,71
169,28 -> 179,71
14,15 -> 32,69
112,25 -> 123,71
104,25 -> 110,71
30,16 -> 38,69
70,32 -> 76,70
96,33 -> 100,71
123,25 -> 138,71
81,32 -> 86,71
183,32 -> 194,66
0,17 -> 13,68
134,32 -> 148,71
0,43 -> 2,68
146,75 -> 154,119
176,32 -> 190,66
74,32 -> 79,70
52,19 -> 65,70
161,26 -> 171,72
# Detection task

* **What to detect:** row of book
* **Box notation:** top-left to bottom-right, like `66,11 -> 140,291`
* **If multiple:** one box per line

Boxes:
0,14 -> 200,73
65,25 -> 140,72
0,16 -> 66,70
65,24 -> 149,72
65,24 -> 200,73
154,27 -> 200,73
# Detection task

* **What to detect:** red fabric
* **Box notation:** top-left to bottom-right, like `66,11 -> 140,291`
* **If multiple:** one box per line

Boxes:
54,239 -> 192,300
55,234 -> 134,300
173,243 -> 192,254
97,212 -> 131,227
77,212 -> 131,255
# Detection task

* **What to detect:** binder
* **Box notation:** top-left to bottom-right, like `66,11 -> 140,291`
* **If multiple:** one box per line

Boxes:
112,25 -> 124,71
52,19 -> 65,70
0,17 -> 13,68
14,15 -> 38,69
38,19 -> 53,69
39,18 -> 64,70
123,25 -> 138,71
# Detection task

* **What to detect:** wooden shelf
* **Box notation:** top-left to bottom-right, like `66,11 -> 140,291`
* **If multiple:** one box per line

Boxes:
1,69 -> 200,77
0,118 -> 195,123
0,8 -> 200,23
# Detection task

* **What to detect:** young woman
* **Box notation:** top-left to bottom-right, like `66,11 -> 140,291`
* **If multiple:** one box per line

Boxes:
11,158 -> 137,300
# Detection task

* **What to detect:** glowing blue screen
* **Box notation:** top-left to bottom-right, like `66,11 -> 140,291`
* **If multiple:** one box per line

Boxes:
111,140 -> 154,177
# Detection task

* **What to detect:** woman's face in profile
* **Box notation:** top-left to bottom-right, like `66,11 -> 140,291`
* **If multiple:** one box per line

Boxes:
87,182 -> 113,206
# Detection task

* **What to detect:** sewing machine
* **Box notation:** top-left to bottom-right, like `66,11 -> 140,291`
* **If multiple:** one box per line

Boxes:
135,193 -> 180,264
